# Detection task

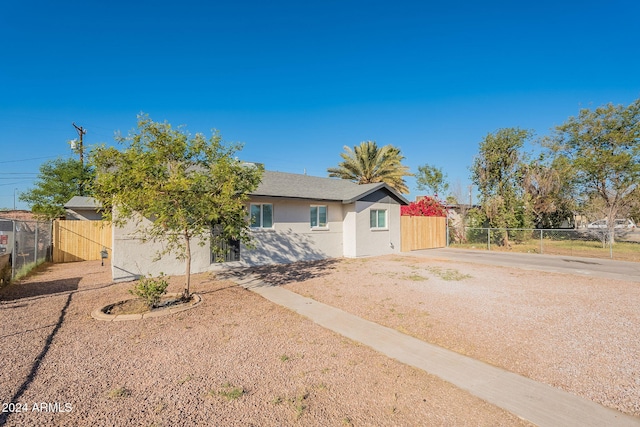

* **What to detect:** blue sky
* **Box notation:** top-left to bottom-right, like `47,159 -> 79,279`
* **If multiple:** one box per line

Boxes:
1,0 -> 639,210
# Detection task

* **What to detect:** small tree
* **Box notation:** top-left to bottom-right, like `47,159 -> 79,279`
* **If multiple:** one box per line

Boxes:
415,164 -> 449,199
521,155 -> 576,228
471,127 -> 532,246
20,158 -> 94,220
90,115 -> 262,298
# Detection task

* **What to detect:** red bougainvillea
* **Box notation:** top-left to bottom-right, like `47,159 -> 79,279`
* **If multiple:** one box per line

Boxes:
401,196 -> 447,217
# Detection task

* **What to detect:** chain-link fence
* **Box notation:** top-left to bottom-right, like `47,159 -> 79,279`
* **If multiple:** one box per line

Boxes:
0,219 -> 53,283
448,227 -> 640,262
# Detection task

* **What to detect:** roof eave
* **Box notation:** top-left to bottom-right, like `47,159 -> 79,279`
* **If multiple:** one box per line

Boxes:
342,184 -> 410,205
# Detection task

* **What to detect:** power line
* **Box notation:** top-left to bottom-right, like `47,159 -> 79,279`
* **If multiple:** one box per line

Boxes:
0,155 -> 59,164
0,181 -> 34,186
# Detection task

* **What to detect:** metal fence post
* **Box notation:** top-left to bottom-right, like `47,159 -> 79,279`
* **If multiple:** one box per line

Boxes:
446,221 -> 449,247
540,229 -> 543,254
487,228 -> 491,251
34,222 -> 38,264
10,220 -> 15,279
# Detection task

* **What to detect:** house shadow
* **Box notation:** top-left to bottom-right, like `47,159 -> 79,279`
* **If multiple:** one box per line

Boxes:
241,228 -> 331,266
214,228 -> 341,286
215,258 -> 340,288
0,277 -> 81,302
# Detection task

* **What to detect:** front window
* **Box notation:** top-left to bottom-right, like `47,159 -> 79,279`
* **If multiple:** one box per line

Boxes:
250,204 -> 273,228
370,209 -> 387,229
310,205 -> 327,228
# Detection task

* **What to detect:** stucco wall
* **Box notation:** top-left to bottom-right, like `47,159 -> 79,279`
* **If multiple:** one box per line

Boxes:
342,204 -> 357,257
111,190 -> 404,280
65,209 -> 103,221
239,197 -> 344,266
111,214 -> 211,282
353,192 -> 402,257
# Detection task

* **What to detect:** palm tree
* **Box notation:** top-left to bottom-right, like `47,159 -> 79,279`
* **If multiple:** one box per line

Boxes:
327,141 -> 412,193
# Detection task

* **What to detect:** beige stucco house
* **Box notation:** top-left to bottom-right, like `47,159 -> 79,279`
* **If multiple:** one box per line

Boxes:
109,171 -> 408,282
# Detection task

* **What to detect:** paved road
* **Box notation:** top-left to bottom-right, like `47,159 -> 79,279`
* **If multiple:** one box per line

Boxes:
407,248 -> 640,282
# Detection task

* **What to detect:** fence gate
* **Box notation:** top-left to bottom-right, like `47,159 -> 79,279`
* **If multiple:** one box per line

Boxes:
400,216 -> 447,252
53,220 -> 112,263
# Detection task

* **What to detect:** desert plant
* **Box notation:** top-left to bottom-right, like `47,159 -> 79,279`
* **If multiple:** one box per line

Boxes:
288,390 -> 309,419
211,383 -> 245,401
129,273 -> 169,308
108,386 -> 131,399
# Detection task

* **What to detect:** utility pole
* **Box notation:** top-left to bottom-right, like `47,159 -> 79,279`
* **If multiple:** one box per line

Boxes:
72,122 -> 86,167
72,123 -> 87,195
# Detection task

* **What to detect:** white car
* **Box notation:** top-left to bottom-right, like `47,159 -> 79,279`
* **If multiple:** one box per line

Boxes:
587,219 -> 636,229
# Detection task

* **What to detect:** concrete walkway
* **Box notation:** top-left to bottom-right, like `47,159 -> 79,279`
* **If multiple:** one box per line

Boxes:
232,274 -> 640,427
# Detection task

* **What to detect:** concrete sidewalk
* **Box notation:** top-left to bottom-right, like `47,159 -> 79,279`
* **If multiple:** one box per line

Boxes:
232,274 -> 640,427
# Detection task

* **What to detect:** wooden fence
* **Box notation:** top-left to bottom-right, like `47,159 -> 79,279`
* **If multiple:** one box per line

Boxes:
53,220 -> 112,263
400,216 -> 447,252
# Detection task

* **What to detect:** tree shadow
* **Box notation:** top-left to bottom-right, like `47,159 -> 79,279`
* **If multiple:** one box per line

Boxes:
217,258 -> 340,287
0,291 -> 73,426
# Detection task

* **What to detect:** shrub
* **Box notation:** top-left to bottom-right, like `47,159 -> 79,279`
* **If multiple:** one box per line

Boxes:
129,273 -> 169,308
401,196 -> 447,217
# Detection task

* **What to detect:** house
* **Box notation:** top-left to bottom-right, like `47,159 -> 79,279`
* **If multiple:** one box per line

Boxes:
64,196 -> 103,220
111,171 -> 409,282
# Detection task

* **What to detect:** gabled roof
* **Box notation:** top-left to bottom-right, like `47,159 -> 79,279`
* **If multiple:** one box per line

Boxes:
63,172 -> 410,208
251,171 -> 409,205
64,196 -> 102,209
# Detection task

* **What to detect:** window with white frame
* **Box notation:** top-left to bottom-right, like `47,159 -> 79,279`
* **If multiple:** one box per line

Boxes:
370,209 -> 387,229
310,205 -> 327,228
250,203 -> 273,228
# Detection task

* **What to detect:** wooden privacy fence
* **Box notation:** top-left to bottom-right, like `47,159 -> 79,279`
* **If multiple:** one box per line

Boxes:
53,220 -> 112,263
400,216 -> 447,252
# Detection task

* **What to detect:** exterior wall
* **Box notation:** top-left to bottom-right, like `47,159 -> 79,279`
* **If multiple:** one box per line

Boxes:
239,197 -> 344,266
353,192 -> 402,257
111,190 -> 405,280
65,208 -> 103,221
342,204 -> 357,257
111,213 -> 211,282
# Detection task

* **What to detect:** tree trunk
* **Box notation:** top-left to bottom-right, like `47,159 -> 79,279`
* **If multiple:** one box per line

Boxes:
184,233 -> 191,299
502,232 -> 511,248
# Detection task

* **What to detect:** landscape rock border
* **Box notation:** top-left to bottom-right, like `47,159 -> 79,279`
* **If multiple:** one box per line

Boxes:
91,293 -> 202,322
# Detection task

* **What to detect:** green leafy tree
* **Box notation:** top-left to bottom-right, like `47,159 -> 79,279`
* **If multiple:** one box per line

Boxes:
327,141 -> 412,193
90,115 -> 263,298
521,155 -> 576,228
471,127 -> 532,246
547,99 -> 640,242
415,164 -> 449,199
19,158 -> 94,220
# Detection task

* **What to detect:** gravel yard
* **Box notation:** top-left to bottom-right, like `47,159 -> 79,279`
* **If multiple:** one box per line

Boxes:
0,260 -> 531,427
279,255 -> 640,418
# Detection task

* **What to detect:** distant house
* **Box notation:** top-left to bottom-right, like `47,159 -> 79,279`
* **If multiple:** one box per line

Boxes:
111,171 -> 409,281
64,196 -> 103,220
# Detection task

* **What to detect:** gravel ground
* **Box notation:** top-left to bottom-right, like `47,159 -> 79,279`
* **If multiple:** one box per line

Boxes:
0,260 -> 532,427
279,255 -> 640,418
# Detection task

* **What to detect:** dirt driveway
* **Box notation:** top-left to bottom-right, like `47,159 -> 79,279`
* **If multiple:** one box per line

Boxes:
280,254 -> 640,418
0,260 -> 529,426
